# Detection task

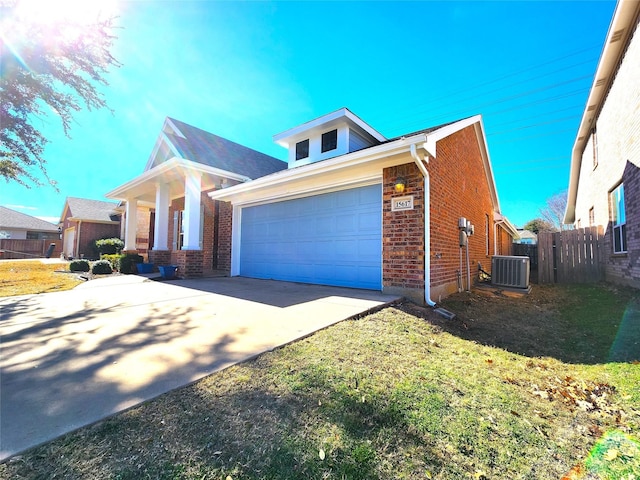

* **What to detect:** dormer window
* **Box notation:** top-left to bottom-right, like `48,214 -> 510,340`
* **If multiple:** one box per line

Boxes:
321,129 -> 337,153
295,139 -> 309,160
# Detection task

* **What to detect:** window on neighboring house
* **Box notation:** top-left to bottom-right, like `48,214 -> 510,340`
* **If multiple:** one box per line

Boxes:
589,207 -> 595,226
321,129 -> 337,153
295,139 -> 309,160
592,128 -> 598,169
611,183 -> 627,253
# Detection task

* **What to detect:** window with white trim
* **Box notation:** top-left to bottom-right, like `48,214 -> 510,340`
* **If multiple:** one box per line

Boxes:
321,129 -> 337,153
611,184 -> 627,253
295,139 -> 309,160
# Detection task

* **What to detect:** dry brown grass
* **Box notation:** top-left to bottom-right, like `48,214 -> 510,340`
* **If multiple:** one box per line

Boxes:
0,284 -> 637,479
0,260 -> 83,297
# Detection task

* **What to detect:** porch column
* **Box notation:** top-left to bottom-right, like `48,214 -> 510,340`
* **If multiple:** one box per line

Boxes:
124,198 -> 138,251
182,171 -> 202,250
153,182 -> 170,250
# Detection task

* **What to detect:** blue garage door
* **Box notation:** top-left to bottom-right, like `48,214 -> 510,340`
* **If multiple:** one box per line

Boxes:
240,184 -> 382,289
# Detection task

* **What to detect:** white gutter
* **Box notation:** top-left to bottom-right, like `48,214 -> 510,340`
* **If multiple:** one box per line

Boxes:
410,143 -> 436,307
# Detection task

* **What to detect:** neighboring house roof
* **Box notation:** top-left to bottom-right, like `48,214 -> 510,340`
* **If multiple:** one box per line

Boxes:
564,0 -> 640,223
0,206 -> 58,232
150,117 -> 287,179
516,229 -> 538,242
63,197 -> 120,223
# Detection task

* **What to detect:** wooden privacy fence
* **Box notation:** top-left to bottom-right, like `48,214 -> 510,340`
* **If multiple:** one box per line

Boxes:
538,227 -> 604,284
0,239 -> 62,259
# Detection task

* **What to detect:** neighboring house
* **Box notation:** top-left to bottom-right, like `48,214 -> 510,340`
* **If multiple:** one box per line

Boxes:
514,229 -> 537,245
0,206 -> 60,259
108,109 -> 517,303
0,206 -> 59,240
564,0 -> 640,288
60,197 -> 121,259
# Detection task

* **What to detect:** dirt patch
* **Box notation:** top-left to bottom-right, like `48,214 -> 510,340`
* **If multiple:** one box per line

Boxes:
397,282 -> 639,364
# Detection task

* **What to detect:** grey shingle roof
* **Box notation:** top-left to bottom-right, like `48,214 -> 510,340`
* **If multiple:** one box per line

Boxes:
66,197 -> 120,222
167,118 -> 287,179
0,206 -> 59,232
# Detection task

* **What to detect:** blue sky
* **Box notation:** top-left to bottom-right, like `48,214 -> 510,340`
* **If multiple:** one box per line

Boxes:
1,0 -> 616,228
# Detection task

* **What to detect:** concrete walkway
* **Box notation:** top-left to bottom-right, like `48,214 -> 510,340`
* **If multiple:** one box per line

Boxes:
0,275 -> 399,462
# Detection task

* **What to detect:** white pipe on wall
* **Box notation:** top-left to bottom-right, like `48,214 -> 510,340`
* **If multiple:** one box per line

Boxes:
410,144 -> 436,307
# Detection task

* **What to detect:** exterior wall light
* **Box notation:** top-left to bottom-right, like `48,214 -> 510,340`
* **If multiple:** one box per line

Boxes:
394,176 -> 406,193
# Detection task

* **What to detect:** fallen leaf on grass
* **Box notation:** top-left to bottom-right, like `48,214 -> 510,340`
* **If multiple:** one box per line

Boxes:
319,448 -> 325,460
604,448 -> 619,461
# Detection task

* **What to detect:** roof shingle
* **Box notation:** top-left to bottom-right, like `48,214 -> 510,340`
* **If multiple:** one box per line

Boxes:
167,118 -> 287,179
65,197 -> 120,222
0,206 -> 59,232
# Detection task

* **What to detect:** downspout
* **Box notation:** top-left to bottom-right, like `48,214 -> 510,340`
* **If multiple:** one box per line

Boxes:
410,144 -> 436,307
493,218 -> 504,255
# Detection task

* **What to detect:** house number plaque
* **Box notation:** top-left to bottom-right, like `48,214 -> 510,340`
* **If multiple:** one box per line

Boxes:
391,195 -> 414,211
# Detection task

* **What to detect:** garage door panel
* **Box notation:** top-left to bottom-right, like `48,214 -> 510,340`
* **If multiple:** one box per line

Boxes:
240,184 -> 381,289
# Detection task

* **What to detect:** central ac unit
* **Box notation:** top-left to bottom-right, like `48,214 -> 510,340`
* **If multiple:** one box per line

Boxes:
491,255 -> 530,289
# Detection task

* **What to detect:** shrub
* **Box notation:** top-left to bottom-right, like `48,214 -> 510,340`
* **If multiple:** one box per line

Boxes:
91,260 -> 113,275
119,253 -> 144,274
101,254 -> 123,271
69,259 -> 90,272
94,238 -> 124,255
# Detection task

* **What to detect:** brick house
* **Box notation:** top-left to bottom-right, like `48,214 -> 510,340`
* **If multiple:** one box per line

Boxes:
108,109 -> 517,303
564,0 -> 640,288
60,197 -> 121,259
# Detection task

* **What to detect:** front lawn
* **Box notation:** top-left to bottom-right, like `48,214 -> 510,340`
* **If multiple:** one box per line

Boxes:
0,260 -> 82,297
0,283 -> 638,479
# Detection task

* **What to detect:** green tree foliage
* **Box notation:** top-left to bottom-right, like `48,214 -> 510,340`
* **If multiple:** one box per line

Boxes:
0,3 -> 119,187
523,218 -> 554,234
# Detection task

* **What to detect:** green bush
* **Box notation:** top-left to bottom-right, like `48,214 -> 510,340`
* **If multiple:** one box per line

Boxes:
69,259 -> 90,272
119,253 -> 144,274
94,238 -> 124,255
101,254 -> 123,271
91,260 -> 113,275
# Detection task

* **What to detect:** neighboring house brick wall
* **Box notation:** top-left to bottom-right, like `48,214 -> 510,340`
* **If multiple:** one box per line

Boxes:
382,125 -> 502,302
573,18 -> 640,287
77,222 -> 120,259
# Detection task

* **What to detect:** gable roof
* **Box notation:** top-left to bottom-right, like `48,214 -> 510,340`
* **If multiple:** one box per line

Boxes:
0,206 -> 59,232
148,118 -> 287,180
564,0 -> 640,223
210,114 -> 501,214
63,197 -> 120,222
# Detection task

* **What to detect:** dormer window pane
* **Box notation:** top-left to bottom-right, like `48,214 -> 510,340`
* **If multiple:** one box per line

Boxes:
321,129 -> 337,153
296,139 -> 309,160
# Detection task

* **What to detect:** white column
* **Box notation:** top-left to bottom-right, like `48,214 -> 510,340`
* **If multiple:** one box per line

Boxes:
182,171 -> 202,250
153,182 -> 170,250
124,198 -> 138,251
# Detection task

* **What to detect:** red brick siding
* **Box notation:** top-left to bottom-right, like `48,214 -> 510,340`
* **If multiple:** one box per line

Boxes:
382,124 -> 498,301
382,163 -> 425,298
165,193 -> 231,275
428,126 -> 495,298
217,201 -> 232,271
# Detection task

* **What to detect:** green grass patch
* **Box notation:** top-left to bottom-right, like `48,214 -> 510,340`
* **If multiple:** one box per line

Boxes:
0,283 -> 638,479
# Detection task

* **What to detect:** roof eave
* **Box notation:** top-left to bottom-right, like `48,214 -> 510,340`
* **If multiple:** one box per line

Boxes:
564,0 -> 640,224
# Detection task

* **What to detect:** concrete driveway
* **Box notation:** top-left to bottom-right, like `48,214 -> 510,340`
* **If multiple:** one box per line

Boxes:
0,275 -> 399,462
